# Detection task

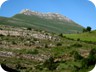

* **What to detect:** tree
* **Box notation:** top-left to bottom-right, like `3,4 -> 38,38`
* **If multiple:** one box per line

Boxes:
86,26 -> 91,32
43,56 -> 59,70
83,26 -> 92,32
81,48 -> 96,68
72,51 -> 83,60
83,28 -> 87,32
27,27 -> 32,30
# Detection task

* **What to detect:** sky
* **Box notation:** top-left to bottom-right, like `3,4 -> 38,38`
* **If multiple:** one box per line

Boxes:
0,0 -> 96,30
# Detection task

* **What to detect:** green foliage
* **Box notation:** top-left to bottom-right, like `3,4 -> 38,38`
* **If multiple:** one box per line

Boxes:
27,27 -> 32,30
59,33 -> 64,37
87,48 -> 96,65
83,28 -> 87,32
56,42 -> 62,46
71,43 -> 82,47
45,44 -> 49,48
83,26 -> 91,32
77,38 -> 80,41
43,57 -> 59,70
12,41 -> 17,45
0,34 -> 4,37
64,30 -> 96,42
0,24 -> 95,72
26,49 -> 39,55
81,48 -> 96,69
86,26 -> 91,32
71,51 -> 83,60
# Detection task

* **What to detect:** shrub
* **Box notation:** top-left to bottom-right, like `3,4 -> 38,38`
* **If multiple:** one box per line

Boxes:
77,38 -> 80,41
87,48 -> 96,65
71,51 -> 83,60
35,64 -> 43,70
0,34 -> 4,37
83,26 -> 92,32
86,26 -> 91,32
12,41 -> 17,45
26,49 -> 39,55
45,44 -> 48,48
27,27 -> 32,30
57,43 -> 62,46
71,43 -> 82,47
43,56 -> 59,70
81,48 -> 96,68
59,33 -> 63,37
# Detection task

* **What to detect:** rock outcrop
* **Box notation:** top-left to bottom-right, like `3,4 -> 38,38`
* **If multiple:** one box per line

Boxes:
20,9 -> 72,22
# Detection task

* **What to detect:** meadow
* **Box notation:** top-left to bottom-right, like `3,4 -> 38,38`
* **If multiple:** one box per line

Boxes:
64,30 -> 96,42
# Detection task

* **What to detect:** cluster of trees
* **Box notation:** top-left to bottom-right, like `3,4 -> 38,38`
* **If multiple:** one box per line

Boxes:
72,48 -> 96,71
82,48 -> 96,68
83,26 -> 92,32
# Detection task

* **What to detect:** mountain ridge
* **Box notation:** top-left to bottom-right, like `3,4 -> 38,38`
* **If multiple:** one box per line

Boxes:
0,9 -> 84,33
20,9 -> 73,22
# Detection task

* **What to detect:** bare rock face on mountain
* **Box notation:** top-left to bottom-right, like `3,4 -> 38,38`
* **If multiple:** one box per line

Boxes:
20,9 -> 72,22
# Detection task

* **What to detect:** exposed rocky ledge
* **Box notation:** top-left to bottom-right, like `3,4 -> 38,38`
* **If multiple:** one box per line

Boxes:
20,9 -> 72,22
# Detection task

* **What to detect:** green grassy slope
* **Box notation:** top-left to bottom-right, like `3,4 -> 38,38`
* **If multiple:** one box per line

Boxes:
64,30 -> 96,42
0,14 -> 84,33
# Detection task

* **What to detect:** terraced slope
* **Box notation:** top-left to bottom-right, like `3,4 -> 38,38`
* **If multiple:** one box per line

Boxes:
0,25 -> 95,72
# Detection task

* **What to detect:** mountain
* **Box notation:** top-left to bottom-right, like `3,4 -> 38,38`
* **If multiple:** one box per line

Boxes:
20,9 -> 72,21
0,9 -> 84,33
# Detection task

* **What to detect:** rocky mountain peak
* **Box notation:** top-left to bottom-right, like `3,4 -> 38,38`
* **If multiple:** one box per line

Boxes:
20,9 -> 72,22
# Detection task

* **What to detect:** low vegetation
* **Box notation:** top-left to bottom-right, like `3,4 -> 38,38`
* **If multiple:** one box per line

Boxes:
64,30 -> 96,42
0,25 -> 95,72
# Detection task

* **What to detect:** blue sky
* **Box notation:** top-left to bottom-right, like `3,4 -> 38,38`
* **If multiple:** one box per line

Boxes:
0,0 -> 96,30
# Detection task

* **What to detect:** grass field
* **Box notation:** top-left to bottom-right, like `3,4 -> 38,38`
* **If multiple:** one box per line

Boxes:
64,30 -> 96,42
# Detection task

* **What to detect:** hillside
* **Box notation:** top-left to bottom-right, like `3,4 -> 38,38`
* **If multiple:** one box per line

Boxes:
0,9 -> 84,33
0,10 -> 95,72
0,25 -> 95,72
64,30 -> 96,42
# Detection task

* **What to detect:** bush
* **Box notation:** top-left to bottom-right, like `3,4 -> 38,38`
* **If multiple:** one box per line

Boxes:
71,43 -> 82,47
77,38 -> 80,41
71,51 -> 83,60
59,33 -> 63,37
81,48 -> 96,68
26,49 -> 39,55
87,48 -> 96,65
35,64 -> 43,70
12,41 -> 17,45
43,57 -> 59,70
86,26 -> 91,32
83,26 -> 91,32
0,34 -> 4,37
45,44 -> 48,48
57,43 -> 62,46
27,27 -> 32,30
